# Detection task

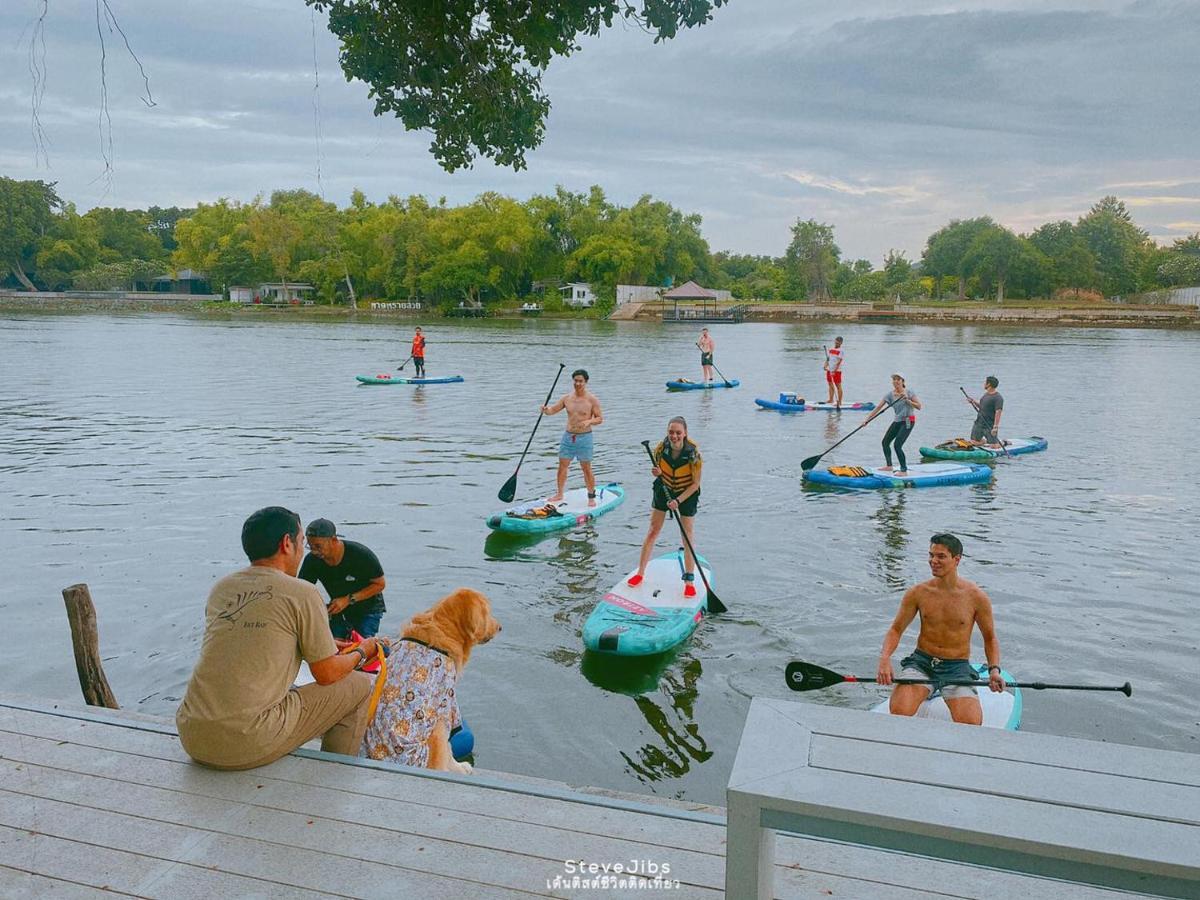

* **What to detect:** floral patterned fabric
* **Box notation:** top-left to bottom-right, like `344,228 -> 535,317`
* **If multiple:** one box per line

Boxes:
361,639 -> 461,767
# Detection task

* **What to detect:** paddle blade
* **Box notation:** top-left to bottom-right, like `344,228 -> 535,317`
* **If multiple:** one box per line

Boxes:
1121,682 -> 1133,697
705,589 -> 727,615
497,473 -> 518,503
784,661 -> 848,692
800,454 -> 821,472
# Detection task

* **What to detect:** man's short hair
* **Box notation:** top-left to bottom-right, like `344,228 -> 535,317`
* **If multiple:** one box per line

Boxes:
930,532 -> 963,558
835,336 -> 843,342
985,375 -> 999,389
241,506 -> 301,562
572,368 -> 589,381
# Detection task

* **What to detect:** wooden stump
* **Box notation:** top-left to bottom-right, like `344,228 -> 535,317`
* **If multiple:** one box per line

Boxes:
62,583 -> 119,708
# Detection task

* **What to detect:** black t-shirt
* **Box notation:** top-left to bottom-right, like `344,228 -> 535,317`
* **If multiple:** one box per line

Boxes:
298,540 -> 386,614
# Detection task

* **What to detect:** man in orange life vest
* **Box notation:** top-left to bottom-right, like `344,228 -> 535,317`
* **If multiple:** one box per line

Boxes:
411,327 -> 427,378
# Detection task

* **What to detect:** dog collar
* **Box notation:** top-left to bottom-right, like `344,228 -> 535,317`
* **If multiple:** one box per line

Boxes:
399,636 -> 451,658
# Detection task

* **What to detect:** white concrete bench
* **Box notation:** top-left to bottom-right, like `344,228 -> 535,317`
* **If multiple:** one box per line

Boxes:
726,698 -> 1200,899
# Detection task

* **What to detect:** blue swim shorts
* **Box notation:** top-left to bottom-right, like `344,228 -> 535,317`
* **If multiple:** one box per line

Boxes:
559,431 -> 594,462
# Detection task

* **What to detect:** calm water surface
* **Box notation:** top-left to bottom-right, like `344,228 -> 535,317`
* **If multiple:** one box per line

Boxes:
2,312 -> 1197,804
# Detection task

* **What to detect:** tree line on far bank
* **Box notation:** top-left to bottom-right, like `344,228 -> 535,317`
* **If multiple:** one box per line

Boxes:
2,176 -> 1197,310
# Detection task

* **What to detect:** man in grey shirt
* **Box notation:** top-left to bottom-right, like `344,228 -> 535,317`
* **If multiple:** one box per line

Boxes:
969,376 -> 1004,445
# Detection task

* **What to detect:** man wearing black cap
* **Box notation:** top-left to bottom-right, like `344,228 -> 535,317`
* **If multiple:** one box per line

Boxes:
299,518 -> 387,639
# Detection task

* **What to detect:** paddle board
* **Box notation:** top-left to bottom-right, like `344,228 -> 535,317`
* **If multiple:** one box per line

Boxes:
871,664 -> 1022,730
582,549 -> 712,656
666,379 -> 740,390
356,374 -> 465,384
486,483 -> 625,534
920,437 -> 1048,461
756,393 -> 875,412
803,461 -> 993,489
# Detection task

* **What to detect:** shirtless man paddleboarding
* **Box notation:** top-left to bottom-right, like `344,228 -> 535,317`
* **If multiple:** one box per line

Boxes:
877,532 -> 1004,725
542,369 -> 604,507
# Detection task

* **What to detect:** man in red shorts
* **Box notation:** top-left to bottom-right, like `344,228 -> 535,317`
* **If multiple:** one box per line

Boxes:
824,336 -> 845,407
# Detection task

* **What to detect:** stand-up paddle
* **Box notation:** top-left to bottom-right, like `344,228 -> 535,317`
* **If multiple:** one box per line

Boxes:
396,355 -> 413,371
640,440 -> 726,614
784,660 -> 1132,695
800,392 -> 904,471
498,364 -> 566,503
960,386 -> 1011,458
695,342 -> 732,388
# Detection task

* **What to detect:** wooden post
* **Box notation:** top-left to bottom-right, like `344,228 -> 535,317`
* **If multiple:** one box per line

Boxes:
62,583 -> 119,708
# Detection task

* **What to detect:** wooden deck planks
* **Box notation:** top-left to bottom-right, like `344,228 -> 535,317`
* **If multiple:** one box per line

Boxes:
0,700 -> 1145,900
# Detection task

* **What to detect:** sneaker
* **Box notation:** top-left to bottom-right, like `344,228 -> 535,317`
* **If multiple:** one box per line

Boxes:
627,574 -> 644,587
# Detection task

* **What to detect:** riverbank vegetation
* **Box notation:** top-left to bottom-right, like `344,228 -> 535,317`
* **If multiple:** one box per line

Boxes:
2,176 -> 1197,310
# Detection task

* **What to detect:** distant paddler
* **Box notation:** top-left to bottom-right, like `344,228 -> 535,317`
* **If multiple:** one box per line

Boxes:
628,416 -> 703,597
697,328 -> 715,383
964,376 -> 1004,447
824,336 -> 845,407
878,532 -> 1004,725
862,372 -> 921,474
542,368 -> 604,508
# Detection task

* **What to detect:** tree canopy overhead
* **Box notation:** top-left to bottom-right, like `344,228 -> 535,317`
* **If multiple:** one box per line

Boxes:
307,0 -> 728,172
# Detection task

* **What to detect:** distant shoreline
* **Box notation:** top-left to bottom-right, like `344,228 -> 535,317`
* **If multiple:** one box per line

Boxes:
1,294 -> 1197,329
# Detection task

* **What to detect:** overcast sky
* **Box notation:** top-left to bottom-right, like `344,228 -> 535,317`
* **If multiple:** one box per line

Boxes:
1,0 -> 1197,262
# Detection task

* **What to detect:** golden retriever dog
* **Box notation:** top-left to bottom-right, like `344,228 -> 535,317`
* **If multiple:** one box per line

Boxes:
361,588 -> 501,774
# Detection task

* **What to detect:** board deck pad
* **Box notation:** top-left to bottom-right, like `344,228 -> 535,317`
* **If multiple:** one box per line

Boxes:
582,550 -> 712,656
487,483 -> 625,534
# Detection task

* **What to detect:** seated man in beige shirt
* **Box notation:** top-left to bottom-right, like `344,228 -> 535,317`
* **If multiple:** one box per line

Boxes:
177,506 -> 383,770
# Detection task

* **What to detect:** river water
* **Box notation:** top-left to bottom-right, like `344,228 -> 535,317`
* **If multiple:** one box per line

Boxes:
2,311 -> 1197,804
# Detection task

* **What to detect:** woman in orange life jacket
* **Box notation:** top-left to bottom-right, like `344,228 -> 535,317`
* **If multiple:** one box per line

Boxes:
627,416 -> 703,597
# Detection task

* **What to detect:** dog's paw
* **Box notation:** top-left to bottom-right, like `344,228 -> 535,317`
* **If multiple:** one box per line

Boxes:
454,760 -> 474,775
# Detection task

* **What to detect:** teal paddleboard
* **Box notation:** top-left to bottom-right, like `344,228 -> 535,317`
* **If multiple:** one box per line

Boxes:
582,550 -> 711,656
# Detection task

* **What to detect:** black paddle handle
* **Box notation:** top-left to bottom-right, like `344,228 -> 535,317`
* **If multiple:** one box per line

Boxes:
513,364 -> 566,470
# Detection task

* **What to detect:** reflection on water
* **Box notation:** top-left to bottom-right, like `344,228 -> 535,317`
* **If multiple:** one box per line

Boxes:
620,658 -> 712,784
823,410 -> 842,445
582,651 -> 712,784
872,491 -> 909,589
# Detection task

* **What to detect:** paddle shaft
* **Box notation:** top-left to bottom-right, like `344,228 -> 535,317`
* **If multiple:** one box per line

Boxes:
514,364 -> 566,472
801,391 -> 904,471
397,355 -> 413,370
640,440 -> 725,613
841,675 -> 1131,693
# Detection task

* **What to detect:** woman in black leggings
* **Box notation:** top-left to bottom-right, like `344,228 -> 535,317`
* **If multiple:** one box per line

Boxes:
863,373 -> 922,474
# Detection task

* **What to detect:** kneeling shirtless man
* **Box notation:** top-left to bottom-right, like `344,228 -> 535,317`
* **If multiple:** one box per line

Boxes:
878,532 -> 1004,725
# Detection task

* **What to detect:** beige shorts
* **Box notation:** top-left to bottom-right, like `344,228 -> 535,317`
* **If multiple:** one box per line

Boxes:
899,666 -> 979,700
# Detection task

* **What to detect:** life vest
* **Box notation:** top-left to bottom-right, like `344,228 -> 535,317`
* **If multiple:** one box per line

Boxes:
655,439 -> 701,493
828,465 -> 871,477
412,334 -> 426,355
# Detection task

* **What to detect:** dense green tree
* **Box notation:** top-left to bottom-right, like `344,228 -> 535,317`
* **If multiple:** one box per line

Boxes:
146,206 -> 194,252
1027,220 -> 1099,297
922,217 -> 995,300
84,207 -> 165,263
35,203 -> 103,290
1157,254 -> 1200,286
0,177 -> 62,290
172,199 -> 269,292
1076,196 -> 1155,296
309,0 -> 728,171
962,224 -> 1043,303
785,219 -> 840,300
883,249 -> 913,286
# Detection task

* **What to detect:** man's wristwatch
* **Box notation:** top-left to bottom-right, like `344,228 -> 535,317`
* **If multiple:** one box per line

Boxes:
349,646 -> 366,668
988,665 -> 1001,673
347,592 -> 356,604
